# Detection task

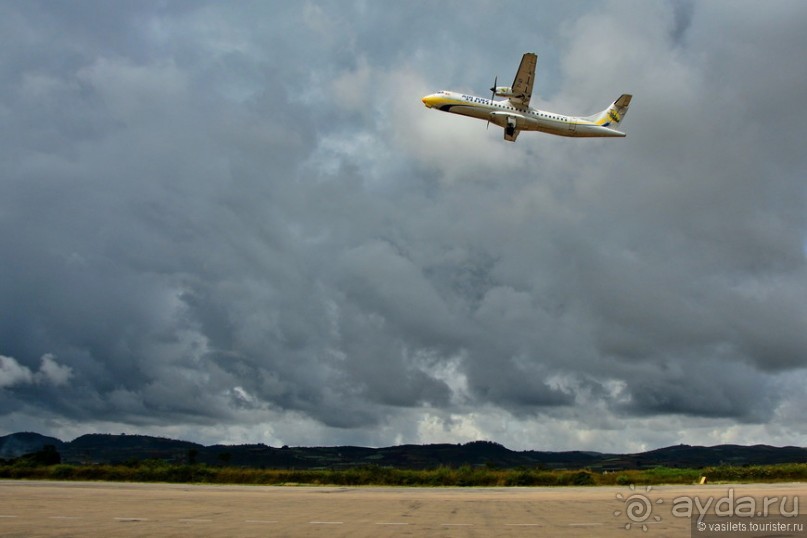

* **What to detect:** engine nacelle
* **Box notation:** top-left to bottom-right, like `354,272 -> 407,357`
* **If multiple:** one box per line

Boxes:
494,86 -> 516,97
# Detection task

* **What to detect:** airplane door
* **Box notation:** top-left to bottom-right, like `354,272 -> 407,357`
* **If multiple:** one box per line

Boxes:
568,121 -> 577,134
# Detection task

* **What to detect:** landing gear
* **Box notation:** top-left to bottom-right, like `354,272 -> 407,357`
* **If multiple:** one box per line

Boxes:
505,117 -> 517,137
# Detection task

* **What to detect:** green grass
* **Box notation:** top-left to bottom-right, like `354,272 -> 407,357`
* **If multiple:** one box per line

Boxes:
2,462 -> 806,487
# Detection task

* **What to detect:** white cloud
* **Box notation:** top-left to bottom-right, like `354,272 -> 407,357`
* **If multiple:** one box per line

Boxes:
0,356 -> 34,388
37,354 -> 73,386
0,354 -> 72,388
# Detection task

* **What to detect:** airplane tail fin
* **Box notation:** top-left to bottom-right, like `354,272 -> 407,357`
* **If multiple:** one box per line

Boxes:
586,94 -> 632,129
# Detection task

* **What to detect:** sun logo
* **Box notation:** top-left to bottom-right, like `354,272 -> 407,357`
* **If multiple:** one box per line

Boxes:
614,484 -> 663,532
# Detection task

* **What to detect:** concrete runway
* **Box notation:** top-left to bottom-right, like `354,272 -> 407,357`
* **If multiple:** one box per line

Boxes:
1,480 -> 805,537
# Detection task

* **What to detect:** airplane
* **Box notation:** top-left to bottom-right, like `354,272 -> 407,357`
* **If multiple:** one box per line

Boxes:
421,52 -> 632,141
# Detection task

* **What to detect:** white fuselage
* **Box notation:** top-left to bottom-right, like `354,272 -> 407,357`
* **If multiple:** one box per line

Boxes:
421,90 -> 626,138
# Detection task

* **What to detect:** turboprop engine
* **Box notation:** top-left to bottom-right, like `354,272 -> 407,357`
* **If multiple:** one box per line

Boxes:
489,78 -> 525,103
493,86 -> 517,98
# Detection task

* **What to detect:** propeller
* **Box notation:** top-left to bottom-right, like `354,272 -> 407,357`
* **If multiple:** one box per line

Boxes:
487,76 -> 497,130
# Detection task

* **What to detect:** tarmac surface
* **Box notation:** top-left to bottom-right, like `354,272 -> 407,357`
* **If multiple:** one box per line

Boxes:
1,480 -> 805,537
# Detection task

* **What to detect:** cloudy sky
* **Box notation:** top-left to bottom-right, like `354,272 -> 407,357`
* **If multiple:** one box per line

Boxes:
1,1 -> 806,452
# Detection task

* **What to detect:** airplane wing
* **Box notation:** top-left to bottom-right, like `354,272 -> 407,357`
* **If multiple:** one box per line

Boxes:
510,52 -> 537,107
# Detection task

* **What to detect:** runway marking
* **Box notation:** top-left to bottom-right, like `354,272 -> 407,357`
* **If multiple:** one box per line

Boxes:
48,516 -> 80,519
0,515 -> 18,518
114,517 -> 148,522
505,523 -> 542,526
178,518 -> 212,523
569,522 -> 604,526
442,523 -> 473,526
245,519 -> 278,523
376,522 -> 410,525
309,521 -> 343,524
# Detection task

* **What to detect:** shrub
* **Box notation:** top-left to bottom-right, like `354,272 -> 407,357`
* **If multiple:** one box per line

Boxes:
570,471 -> 595,486
49,464 -> 76,479
2,461 -> 806,487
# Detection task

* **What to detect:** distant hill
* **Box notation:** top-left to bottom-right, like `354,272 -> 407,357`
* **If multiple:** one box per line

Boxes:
0,432 -> 64,459
2,432 -> 806,470
64,434 -> 204,464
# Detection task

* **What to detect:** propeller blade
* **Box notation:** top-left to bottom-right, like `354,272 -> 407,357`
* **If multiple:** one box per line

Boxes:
487,76 -> 498,131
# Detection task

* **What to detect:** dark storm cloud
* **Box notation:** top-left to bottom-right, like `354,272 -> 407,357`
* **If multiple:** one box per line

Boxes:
1,0 -> 806,450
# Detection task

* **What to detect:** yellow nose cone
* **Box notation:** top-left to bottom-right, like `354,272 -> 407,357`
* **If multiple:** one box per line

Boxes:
421,94 -> 439,108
